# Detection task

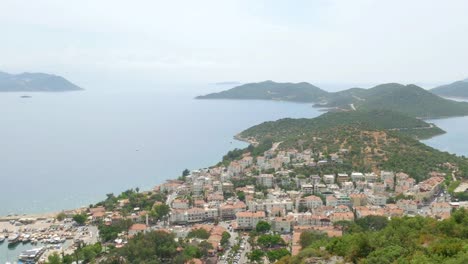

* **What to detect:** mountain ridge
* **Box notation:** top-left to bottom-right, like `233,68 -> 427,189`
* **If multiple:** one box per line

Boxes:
197,80 -> 468,118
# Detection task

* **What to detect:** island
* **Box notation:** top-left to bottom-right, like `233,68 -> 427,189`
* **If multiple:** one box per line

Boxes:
430,78 -> 468,98
0,71 -> 83,92
197,81 -> 468,118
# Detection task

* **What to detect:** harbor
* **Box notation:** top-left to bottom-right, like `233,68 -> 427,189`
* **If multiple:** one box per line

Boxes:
0,215 -> 98,263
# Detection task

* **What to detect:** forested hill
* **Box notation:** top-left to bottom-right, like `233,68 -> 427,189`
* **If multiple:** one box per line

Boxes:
196,80 -> 329,103
0,71 -> 83,92
431,79 -> 468,98
198,81 -> 468,118
239,110 -> 445,142
239,110 -> 468,182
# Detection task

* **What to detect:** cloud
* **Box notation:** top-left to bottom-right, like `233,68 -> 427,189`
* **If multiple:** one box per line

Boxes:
1,0 -> 468,86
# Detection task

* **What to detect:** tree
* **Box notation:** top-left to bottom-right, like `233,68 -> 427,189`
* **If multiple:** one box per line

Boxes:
221,231 -> 231,246
72,213 -> 87,225
299,231 -> 327,248
153,204 -> 170,220
267,248 -> 291,262
248,249 -> 265,263
257,234 -> 285,248
187,228 -> 210,239
237,191 -> 246,202
255,220 -> 271,233
45,253 -> 62,264
56,212 -> 66,221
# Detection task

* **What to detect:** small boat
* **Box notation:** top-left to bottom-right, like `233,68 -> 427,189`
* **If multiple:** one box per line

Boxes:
8,233 -> 20,244
20,95 -> 32,98
0,235 -> 5,242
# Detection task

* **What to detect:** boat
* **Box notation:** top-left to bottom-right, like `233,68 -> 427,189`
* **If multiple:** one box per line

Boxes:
20,95 -> 32,98
0,235 -> 5,242
18,247 -> 46,263
8,233 -> 20,245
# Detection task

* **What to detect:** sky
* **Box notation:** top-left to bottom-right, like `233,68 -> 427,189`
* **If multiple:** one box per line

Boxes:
1,0 -> 468,89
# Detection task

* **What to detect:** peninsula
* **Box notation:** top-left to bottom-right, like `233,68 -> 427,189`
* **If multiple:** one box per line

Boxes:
197,81 -> 468,118
0,71 -> 83,92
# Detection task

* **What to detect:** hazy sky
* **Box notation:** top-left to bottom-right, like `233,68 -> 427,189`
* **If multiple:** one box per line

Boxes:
1,0 -> 468,88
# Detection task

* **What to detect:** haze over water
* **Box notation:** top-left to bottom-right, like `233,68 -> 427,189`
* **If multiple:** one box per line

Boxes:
1,86 -> 467,217
0,84 -> 323,216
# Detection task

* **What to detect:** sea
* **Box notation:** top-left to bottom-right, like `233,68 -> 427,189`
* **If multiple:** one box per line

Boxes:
0,84 -> 467,262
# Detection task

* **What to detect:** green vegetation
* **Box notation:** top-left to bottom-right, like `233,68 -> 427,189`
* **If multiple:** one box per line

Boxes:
239,110 -> 468,182
255,220 -> 271,233
248,249 -> 265,262
278,210 -> 468,264
431,80 -> 468,98
45,243 -> 103,264
257,234 -> 286,248
219,138 -> 273,166
198,81 -> 468,118
72,213 -> 87,225
187,228 -> 210,239
56,212 -> 66,221
240,109 -> 444,141
221,231 -> 231,246
98,219 -> 133,242
95,189 -> 166,215
98,230 -> 216,264
197,80 -> 328,102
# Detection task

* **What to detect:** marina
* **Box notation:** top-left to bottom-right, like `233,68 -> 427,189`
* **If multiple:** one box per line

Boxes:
0,216 -> 98,263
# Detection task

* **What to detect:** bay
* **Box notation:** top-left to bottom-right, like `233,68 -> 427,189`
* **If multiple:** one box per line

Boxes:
0,85 -> 321,216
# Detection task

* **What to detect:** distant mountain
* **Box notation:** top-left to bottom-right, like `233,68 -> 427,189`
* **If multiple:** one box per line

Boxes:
198,80 -> 468,118
197,80 -> 329,103
431,79 -> 468,98
328,83 -> 468,118
0,71 -> 83,92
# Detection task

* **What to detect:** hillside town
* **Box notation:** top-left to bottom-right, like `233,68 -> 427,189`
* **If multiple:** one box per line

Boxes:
3,143 -> 467,264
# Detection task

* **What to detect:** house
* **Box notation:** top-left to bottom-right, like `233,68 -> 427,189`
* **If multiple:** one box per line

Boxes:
272,216 -> 294,233
235,211 -> 265,230
337,173 -> 349,183
323,174 -> 335,184
330,212 -> 354,222
351,172 -> 364,182
350,193 -> 367,207
257,174 -> 274,188
397,199 -> 418,214
297,195 -> 323,210
368,194 -> 387,206
172,199 -> 190,209
128,223 -> 147,237
326,195 -> 338,207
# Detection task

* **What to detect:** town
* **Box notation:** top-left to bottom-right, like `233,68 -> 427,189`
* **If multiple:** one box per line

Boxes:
2,142 -> 467,264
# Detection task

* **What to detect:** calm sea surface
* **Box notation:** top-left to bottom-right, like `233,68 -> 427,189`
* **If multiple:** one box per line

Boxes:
0,87 -> 467,262
0,86 -> 322,216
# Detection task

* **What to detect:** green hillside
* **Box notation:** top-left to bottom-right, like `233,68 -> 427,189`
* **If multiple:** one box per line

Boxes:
352,83 -> 468,118
196,80 -> 328,102
278,210 -> 468,264
240,110 -> 444,141
198,81 -> 468,118
431,80 -> 468,98
239,110 -> 468,182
